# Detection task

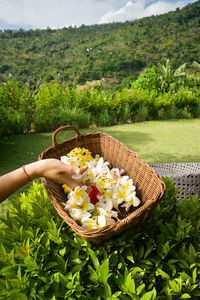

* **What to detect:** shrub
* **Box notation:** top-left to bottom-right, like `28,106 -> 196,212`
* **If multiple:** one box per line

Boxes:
59,106 -> 91,129
0,106 -> 9,137
165,106 -> 180,119
134,66 -> 162,92
1,68 -> 200,136
34,106 -> 91,132
0,107 -> 25,136
193,104 -> 200,118
119,103 -> 130,124
8,110 -> 26,134
1,178 -> 200,299
34,108 -> 61,132
96,108 -> 115,127
135,103 -> 149,122
181,107 -> 192,119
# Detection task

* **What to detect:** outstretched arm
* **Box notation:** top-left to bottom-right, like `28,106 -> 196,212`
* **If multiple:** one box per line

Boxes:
0,159 -> 88,203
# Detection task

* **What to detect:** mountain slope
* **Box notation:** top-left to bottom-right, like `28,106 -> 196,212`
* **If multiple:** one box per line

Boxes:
0,0 -> 199,86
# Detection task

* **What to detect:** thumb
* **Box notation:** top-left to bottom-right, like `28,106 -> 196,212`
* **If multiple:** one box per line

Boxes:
75,165 -> 88,175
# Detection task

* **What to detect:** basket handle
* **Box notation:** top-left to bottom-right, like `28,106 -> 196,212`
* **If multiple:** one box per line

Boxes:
52,125 -> 81,147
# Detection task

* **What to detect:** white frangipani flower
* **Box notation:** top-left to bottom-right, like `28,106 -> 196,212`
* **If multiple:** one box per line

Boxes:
121,192 -> 141,211
61,147 -> 141,228
113,186 -> 131,208
61,155 -> 78,166
97,215 -> 115,227
82,216 -> 99,229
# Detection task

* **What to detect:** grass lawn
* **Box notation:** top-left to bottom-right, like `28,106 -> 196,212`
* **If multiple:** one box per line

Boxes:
1,118 -> 200,214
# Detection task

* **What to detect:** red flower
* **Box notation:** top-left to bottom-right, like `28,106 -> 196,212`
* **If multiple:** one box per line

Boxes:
132,94 -> 135,98
8,88 -> 12,93
184,99 -> 187,103
89,185 -> 100,205
83,88 -> 85,91
28,89 -> 31,92
96,105 -> 99,108
59,83 -> 62,87
91,88 -> 95,92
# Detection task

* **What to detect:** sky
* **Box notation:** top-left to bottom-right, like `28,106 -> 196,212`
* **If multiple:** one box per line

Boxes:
0,0 -> 197,30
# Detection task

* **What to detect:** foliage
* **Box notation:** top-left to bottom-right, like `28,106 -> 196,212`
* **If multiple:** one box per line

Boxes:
0,59 -> 200,136
0,1 -> 199,86
134,66 -> 162,92
0,178 -> 200,299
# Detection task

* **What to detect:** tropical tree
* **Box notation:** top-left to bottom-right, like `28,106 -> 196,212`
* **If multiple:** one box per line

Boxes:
159,59 -> 187,92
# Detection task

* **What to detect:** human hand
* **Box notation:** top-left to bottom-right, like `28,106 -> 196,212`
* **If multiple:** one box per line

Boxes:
29,159 -> 88,189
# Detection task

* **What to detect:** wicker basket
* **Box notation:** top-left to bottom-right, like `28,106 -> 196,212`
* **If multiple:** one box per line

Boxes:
39,125 -> 166,245
150,163 -> 200,201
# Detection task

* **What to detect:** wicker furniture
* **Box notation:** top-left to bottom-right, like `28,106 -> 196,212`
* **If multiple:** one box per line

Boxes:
150,163 -> 200,201
39,125 -> 166,244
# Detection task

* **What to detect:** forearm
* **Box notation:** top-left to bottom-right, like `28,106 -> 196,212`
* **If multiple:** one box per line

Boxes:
0,162 -> 40,203
0,159 -> 87,203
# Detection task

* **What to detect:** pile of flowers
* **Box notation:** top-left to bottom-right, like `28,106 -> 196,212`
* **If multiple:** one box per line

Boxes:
61,147 -> 141,229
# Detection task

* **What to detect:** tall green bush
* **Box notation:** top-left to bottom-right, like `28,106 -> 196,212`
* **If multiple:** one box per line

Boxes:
0,106 -> 9,137
0,64 -> 200,136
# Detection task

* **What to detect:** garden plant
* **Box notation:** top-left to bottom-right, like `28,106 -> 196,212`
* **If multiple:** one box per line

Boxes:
0,61 -> 200,137
0,178 -> 200,299
0,57 -> 200,299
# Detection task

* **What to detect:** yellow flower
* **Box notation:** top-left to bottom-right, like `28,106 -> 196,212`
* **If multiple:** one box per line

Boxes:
67,147 -> 93,168
62,184 -> 71,194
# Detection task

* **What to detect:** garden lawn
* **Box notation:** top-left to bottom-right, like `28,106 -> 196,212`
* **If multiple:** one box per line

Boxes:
0,118 -> 200,214
1,119 -> 200,177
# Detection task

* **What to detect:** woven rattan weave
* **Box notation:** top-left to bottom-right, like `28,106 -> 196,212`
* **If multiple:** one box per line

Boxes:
39,125 -> 166,244
150,163 -> 200,201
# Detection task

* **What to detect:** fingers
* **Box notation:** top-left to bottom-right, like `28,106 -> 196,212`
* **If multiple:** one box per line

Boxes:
44,159 -> 89,189
77,165 -> 88,175
63,163 -> 88,176
60,172 -> 83,189
67,179 -> 83,189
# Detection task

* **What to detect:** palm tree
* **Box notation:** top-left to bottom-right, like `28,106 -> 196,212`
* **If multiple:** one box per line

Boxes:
159,59 -> 174,92
159,59 -> 187,92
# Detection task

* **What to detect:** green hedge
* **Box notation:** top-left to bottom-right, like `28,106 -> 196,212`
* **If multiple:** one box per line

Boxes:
0,178 -> 200,299
0,68 -> 200,137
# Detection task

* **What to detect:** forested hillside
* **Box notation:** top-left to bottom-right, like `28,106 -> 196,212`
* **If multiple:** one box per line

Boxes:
0,0 -> 199,86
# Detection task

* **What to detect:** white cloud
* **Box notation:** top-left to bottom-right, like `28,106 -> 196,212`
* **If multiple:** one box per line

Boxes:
98,0 -> 196,24
0,0 -> 108,29
144,1 -> 188,16
98,0 -> 144,23
0,0 -> 196,29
